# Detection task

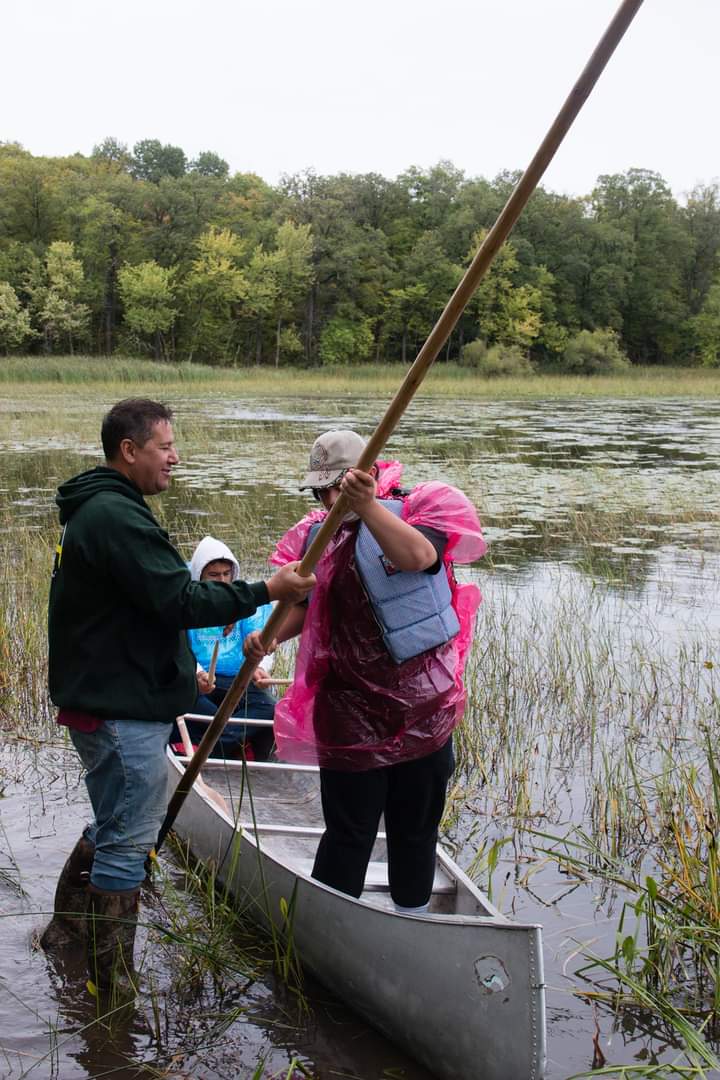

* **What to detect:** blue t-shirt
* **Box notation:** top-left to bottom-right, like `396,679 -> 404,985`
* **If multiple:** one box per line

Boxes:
187,603 -> 273,677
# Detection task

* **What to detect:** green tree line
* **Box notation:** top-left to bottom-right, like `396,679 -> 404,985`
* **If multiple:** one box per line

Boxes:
1,138 -> 719,370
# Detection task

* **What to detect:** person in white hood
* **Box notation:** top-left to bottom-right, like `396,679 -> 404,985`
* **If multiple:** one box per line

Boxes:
179,536 -> 276,759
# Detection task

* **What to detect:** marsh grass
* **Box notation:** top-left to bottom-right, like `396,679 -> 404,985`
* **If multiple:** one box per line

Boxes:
101,838 -> 314,1076
3,355 -> 720,399
21,854 -> 313,1080
0,840 -> 25,897
228,756 -> 307,1004
537,737 -> 720,1025
0,518 -> 55,735
148,845 -> 267,991
448,565 -> 720,1069
153,826 -> 307,1013
0,355 -> 220,386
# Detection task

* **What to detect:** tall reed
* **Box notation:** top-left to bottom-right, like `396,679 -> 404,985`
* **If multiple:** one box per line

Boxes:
0,518 -> 55,735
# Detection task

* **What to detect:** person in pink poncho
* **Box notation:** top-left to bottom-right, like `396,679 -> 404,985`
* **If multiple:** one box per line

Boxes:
246,430 -> 486,914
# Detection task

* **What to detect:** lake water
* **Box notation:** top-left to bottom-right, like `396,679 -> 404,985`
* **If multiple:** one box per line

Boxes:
1,390 -> 719,1079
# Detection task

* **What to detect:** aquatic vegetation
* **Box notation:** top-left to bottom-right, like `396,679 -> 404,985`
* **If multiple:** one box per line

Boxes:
540,738 -> 720,1019
0,517 -> 55,736
2,355 -> 720,399
452,564 -> 720,1071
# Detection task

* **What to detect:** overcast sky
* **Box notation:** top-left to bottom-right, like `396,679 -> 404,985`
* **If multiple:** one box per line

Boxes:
3,0 -> 717,200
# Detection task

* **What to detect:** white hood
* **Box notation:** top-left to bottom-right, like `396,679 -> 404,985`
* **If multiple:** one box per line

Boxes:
189,536 -> 240,582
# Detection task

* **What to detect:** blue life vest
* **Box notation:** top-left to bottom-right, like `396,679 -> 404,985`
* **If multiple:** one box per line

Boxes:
307,500 -> 459,664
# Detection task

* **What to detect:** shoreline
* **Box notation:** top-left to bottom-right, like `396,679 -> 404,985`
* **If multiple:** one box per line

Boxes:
2,356 -> 720,399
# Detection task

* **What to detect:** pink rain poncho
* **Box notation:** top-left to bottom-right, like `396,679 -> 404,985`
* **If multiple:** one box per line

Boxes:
271,461 -> 486,770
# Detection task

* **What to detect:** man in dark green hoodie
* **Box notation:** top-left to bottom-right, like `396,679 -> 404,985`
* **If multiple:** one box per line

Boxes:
42,397 -> 314,994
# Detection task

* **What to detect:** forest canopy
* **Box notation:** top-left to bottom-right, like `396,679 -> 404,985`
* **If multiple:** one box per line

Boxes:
1,139 -> 719,370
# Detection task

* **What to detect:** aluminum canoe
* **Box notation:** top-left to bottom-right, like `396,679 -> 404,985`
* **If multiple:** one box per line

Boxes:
167,715 -> 546,1080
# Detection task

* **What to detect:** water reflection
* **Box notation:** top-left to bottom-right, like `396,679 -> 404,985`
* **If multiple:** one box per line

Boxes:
2,396 -> 719,591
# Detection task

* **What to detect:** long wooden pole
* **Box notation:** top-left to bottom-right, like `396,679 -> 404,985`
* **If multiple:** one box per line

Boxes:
157,0 -> 645,851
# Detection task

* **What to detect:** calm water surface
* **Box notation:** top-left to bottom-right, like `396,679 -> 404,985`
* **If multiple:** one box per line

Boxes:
1,392 -> 719,1078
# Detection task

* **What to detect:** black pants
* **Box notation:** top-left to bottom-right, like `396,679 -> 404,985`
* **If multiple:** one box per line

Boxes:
311,738 -> 455,908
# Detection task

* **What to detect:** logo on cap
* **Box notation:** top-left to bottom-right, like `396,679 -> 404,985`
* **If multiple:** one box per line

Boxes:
310,444 -> 329,470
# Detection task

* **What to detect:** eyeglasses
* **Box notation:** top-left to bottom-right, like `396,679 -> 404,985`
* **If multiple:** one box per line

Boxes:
312,486 -> 337,502
311,470 -> 347,501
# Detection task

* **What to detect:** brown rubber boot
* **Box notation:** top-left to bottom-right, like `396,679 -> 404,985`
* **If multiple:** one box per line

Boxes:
40,836 -> 95,950
87,886 -> 140,997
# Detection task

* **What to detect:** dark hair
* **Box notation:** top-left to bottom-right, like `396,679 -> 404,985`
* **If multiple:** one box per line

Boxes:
101,398 -> 173,461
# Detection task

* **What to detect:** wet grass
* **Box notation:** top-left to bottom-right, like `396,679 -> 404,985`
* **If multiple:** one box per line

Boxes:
539,737 -> 720,1025
2,354 -> 720,399
0,520 -> 55,736
449,570 -> 720,1074
1,784 -> 317,1079
148,841 -> 269,993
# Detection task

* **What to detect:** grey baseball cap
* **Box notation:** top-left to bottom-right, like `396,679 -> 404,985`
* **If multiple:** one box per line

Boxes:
300,430 -> 367,490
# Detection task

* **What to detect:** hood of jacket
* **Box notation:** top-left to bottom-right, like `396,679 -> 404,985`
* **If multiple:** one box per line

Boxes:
189,536 -> 240,582
56,466 -> 145,525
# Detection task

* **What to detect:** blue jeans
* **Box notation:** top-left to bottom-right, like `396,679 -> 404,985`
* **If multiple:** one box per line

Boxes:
182,677 -> 276,758
70,718 -> 173,892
